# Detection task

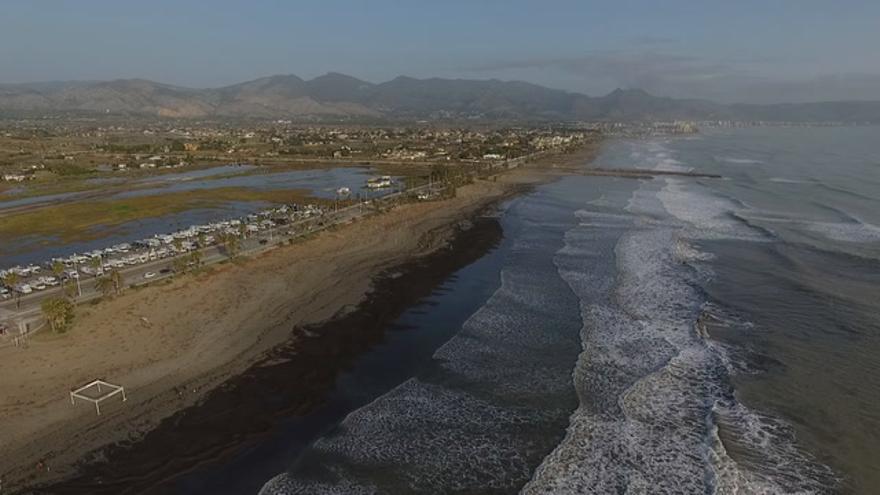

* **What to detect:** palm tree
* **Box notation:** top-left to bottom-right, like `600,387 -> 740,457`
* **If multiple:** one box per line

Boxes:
95,275 -> 114,297
109,269 -> 123,295
51,259 -> 65,281
217,231 -> 240,259
41,297 -> 75,333
189,249 -> 203,268
215,232 -> 227,257
64,281 -> 79,300
172,256 -> 188,275
227,232 -> 241,258
51,259 -> 72,296
2,272 -> 21,309
88,256 -> 103,278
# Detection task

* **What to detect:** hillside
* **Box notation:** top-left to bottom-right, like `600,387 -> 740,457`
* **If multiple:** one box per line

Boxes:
1,73 -> 878,122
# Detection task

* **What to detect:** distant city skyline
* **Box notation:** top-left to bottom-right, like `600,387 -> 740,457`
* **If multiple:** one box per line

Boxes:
2,1 -> 879,103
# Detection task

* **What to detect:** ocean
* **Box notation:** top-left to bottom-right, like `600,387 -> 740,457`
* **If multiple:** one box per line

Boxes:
233,128 -> 880,493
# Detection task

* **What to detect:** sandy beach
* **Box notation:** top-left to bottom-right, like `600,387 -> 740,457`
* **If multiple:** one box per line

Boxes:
0,146 -> 596,493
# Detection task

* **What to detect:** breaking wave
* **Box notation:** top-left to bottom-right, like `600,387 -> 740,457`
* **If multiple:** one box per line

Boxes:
523,175 -> 836,493
260,192 -> 584,494
716,156 -> 763,165
260,137 -> 841,494
768,177 -> 814,184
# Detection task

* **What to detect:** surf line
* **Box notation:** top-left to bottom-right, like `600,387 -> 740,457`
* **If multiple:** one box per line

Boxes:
584,168 -> 723,179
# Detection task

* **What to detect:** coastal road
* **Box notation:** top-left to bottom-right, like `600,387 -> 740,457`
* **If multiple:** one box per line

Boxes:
0,216 -> 337,322
0,183 -> 437,334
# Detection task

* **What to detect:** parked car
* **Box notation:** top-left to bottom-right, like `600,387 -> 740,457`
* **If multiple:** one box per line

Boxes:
143,272 -> 157,279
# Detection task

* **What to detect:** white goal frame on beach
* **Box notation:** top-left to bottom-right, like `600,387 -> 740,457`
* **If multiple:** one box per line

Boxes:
70,379 -> 127,415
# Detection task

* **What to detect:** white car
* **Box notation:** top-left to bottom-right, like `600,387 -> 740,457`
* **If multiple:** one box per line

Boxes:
143,272 -> 157,279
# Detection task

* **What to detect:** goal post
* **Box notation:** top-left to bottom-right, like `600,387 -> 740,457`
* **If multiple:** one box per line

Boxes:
70,379 -> 127,415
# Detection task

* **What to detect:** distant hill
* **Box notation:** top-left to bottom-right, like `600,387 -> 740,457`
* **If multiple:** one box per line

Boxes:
1,73 -> 879,122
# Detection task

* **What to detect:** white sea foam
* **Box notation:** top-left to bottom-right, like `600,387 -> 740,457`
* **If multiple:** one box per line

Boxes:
260,472 -> 376,495
259,380 -> 545,494
656,178 -> 766,241
524,188 -> 834,493
626,141 -> 765,242
802,219 -> 880,243
641,141 -> 693,173
738,211 -> 880,244
525,226 -> 722,493
264,135 -> 838,494
710,401 -> 840,493
768,177 -> 813,184
717,156 -> 763,165
262,195 -> 584,494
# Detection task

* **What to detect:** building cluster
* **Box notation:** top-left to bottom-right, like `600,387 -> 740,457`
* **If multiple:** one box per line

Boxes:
581,121 -> 700,138
0,120 -> 592,181
242,125 -> 592,163
0,164 -> 45,182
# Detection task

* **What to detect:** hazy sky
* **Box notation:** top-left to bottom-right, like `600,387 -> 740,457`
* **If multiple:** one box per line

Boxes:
2,1 -> 879,103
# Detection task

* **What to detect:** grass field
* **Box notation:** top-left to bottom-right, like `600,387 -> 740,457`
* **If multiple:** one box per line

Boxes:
0,187 -> 316,245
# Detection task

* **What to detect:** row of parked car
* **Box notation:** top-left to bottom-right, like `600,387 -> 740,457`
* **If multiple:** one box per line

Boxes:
1,203 -> 327,299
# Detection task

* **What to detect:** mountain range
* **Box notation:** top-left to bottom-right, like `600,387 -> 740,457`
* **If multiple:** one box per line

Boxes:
2,73 -> 879,122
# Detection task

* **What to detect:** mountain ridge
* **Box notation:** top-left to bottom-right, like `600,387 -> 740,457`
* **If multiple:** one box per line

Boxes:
1,73 -> 879,122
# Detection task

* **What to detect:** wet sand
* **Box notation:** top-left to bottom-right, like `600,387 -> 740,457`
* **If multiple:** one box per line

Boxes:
44,216 -> 504,495
0,145 -> 597,493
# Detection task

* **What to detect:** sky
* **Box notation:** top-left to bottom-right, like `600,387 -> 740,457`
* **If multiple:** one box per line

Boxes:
1,0 -> 879,103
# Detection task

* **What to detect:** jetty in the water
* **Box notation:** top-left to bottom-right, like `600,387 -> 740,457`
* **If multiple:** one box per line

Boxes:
583,168 -> 723,179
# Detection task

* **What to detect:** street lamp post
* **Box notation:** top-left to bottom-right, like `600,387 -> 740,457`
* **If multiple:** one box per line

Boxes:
72,256 -> 83,298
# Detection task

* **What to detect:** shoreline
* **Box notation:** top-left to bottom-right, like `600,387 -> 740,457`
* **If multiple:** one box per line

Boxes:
46,214 -> 505,495
0,144 -> 598,494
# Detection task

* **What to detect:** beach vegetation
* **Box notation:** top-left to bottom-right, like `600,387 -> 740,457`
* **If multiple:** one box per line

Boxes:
50,260 -> 66,290
109,269 -> 124,295
88,256 -> 103,277
41,297 -> 75,333
172,256 -> 189,275
218,231 -> 241,258
95,275 -> 114,297
64,282 -> 79,299
189,249 -> 204,268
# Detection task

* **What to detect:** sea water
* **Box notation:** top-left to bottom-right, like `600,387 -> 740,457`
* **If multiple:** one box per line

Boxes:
258,127 -> 878,493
